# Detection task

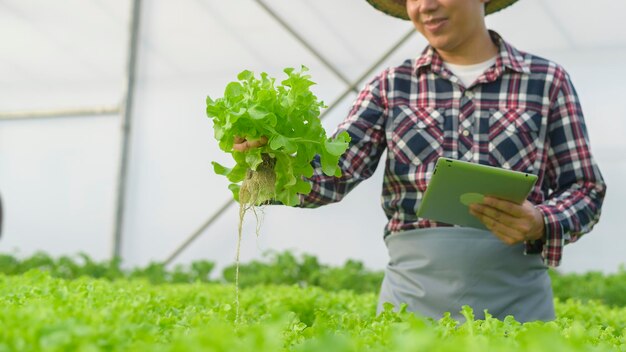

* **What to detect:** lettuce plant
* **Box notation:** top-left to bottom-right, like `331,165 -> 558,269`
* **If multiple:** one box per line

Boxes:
206,66 -> 350,206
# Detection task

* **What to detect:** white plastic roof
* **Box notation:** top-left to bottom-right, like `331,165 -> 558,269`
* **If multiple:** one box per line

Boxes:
3,0 -> 625,109
0,0 -> 624,273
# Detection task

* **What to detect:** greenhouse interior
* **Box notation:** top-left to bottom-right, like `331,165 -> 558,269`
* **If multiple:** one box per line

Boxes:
0,0 -> 625,350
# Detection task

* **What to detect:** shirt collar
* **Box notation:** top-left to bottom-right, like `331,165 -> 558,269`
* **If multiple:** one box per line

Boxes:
414,30 -> 531,76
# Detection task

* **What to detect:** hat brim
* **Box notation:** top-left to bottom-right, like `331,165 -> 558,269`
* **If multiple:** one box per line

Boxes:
366,0 -> 518,20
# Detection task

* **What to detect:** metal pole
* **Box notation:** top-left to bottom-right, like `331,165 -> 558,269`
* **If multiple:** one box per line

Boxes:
112,0 -> 142,259
162,28 -> 415,264
254,0 -> 358,93
0,106 -> 120,120
318,28 -> 415,120
163,199 -> 234,266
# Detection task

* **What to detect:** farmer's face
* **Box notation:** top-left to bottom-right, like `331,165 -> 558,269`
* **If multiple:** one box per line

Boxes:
406,0 -> 488,57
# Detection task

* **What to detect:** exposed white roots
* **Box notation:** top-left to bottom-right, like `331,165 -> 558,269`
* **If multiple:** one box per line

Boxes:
234,155 -> 276,324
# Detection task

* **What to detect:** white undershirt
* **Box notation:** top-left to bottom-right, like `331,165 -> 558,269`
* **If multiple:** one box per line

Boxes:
443,56 -> 497,87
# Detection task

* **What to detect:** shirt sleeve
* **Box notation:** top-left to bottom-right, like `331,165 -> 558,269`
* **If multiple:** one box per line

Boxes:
297,73 -> 389,208
532,69 -> 607,267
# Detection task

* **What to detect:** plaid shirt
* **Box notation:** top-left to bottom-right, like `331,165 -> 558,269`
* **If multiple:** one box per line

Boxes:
301,31 -> 606,267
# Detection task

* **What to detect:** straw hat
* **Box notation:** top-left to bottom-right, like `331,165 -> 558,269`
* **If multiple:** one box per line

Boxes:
365,0 -> 518,20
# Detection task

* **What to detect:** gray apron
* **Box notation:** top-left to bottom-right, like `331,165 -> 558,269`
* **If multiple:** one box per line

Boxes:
378,227 -> 555,323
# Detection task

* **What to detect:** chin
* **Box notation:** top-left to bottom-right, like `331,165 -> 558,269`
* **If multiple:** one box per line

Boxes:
428,39 -> 452,51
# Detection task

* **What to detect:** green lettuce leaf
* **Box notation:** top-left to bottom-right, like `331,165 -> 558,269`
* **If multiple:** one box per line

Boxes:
206,66 -> 351,205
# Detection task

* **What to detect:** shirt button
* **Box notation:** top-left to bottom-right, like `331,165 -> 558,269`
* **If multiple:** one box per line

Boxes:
465,91 -> 474,99
462,129 -> 470,137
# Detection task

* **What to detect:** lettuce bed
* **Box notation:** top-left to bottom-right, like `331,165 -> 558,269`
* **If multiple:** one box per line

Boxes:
1,269 -> 624,351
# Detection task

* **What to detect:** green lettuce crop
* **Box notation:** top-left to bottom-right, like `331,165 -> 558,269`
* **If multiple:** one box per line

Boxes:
206,66 -> 350,206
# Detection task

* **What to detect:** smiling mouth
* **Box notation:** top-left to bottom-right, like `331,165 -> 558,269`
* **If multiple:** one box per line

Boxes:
422,18 -> 448,32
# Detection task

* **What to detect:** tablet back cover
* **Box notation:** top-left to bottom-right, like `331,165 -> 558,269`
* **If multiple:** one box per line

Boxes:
416,158 -> 538,229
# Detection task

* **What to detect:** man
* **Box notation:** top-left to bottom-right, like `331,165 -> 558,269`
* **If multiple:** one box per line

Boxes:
234,0 -> 606,322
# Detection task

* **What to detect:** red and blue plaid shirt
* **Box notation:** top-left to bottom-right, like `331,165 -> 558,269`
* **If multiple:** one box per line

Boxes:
301,31 -> 606,267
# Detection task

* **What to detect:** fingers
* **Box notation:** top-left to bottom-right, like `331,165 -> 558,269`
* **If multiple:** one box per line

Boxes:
470,202 -> 516,224
232,142 -> 247,152
485,220 -> 523,245
481,196 -> 525,217
247,136 -> 268,148
232,136 -> 268,152
469,202 -> 530,245
470,205 -> 526,244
